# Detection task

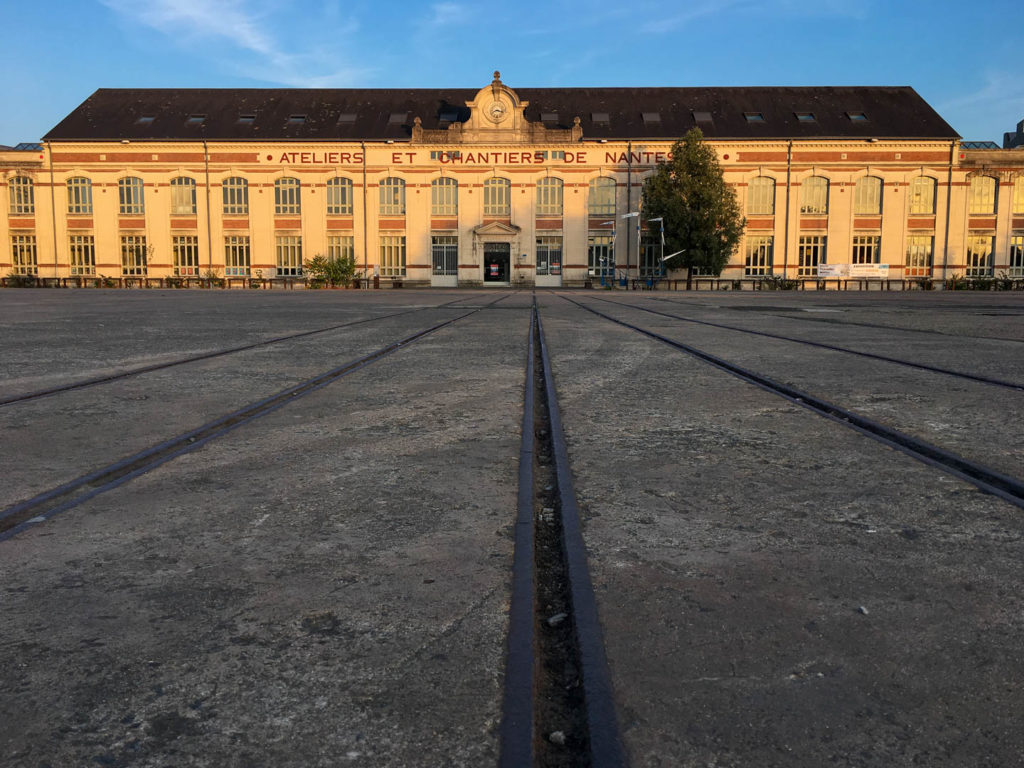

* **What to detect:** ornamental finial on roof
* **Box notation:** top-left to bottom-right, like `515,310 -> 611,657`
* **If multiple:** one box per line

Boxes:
493,71 -> 501,82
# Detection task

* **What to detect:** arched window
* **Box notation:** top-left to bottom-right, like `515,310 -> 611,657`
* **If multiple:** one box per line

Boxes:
119,177 -> 145,214
536,177 -> 563,216
379,177 -> 405,215
484,177 -> 511,216
909,177 -> 936,215
66,177 -> 93,214
327,177 -> 353,215
588,176 -> 616,216
968,175 -> 997,214
431,177 -> 458,216
747,177 -> 775,215
275,177 -> 301,215
854,176 -> 882,215
223,177 -> 249,215
9,176 -> 35,214
170,177 -> 197,215
800,176 -> 828,214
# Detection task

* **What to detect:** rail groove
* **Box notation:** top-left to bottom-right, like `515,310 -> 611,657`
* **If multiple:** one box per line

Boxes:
565,295 -> 1024,510
593,295 -> 1024,391
0,296 -> 507,541
0,296 -> 475,407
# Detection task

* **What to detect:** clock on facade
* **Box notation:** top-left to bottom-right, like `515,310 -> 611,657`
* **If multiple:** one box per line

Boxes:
488,100 -> 508,123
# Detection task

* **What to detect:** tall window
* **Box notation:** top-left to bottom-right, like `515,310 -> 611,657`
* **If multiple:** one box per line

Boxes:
1010,236 -> 1024,278
745,236 -> 774,276
67,177 -> 93,214
588,177 -> 616,216
327,177 -> 353,215
119,177 -> 145,215
224,235 -> 250,276
639,235 -> 660,276
328,234 -> 354,264
380,235 -> 406,277
852,235 -> 881,264
798,235 -> 826,277
276,235 -> 302,275
431,177 -> 458,216
536,177 -> 563,216
587,234 -> 614,278
905,236 -> 933,277
69,234 -> 96,275
909,177 -> 936,215
223,177 -> 249,215
1013,178 -> 1024,214
484,177 -> 511,216
747,177 -> 775,215
275,178 -> 301,215
121,234 -> 147,275
170,177 -> 197,215
11,234 -> 37,275
379,177 -> 405,215
173,235 -> 200,276
800,176 -> 828,214
8,176 -> 34,214
431,235 -> 458,276
854,176 -> 882,215
965,236 -> 993,277
968,176 -> 997,214
536,236 -> 562,276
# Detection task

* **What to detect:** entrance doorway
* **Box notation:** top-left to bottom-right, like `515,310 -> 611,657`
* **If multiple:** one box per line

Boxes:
483,242 -> 511,284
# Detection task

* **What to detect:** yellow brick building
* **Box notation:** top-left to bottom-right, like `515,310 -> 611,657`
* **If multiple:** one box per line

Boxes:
3,73 -> 1023,287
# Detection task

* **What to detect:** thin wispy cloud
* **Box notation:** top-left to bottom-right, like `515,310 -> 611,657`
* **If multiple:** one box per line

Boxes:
642,0 -> 867,34
99,0 -> 372,86
425,2 -> 469,27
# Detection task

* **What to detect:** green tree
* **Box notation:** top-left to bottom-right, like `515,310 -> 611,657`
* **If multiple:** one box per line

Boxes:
641,128 -> 745,288
304,253 -> 358,288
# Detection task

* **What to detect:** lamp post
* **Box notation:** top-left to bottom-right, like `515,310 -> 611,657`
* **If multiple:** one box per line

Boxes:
647,216 -> 664,284
621,211 -> 640,288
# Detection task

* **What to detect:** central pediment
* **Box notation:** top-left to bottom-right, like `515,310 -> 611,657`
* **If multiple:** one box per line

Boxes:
473,220 -> 521,236
412,71 -> 582,145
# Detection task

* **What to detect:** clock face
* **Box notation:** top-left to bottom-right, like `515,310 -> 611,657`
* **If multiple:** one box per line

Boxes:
488,100 -> 508,123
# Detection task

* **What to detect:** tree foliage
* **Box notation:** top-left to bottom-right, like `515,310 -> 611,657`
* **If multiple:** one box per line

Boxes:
641,128 -> 745,283
304,253 -> 358,287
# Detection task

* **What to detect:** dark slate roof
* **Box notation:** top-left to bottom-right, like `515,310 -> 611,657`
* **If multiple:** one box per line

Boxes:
44,86 -> 959,142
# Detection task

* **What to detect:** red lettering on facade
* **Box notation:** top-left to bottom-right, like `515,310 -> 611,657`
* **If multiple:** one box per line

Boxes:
392,152 -> 403,164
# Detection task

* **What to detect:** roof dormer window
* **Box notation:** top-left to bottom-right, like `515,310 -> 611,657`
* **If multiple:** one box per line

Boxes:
287,114 -> 307,125
744,112 -> 766,123
185,114 -> 206,126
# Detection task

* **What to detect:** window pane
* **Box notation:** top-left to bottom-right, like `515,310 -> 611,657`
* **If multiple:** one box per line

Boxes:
484,178 -> 510,216
1009,236 -> 1024,277
854,176 -> 882,215
225,235 -> 250,276
380,235 -> 406,276
588,177 -> 616,216
380,178 -> 405,216
851,235 -> 880,264
223,177 -> 249,215
11,234 -> 38,275
909,177 -> 936,215
905,236 -> 933,277
67,177 -> 93,215
587,234 -> 614,277
69,234 -> 96,275
747,177 -> 775,216
798,236 -> 826,276
275,235 -> 302,275
536,177 -> 563,216
745,236 -> 773,276
170,177 -> 197,215
968,176 -> 996,214
536,236 -> 562,276
9,177 -> 35,214
327,177 -> 353,215
173,235 -> 200,276
431,178 -> 457,216
800,177 -> 828,214
965,236 -> 993,277
120,234 -> 147,275
119,177 -> 145,214
275,178 -> 301,215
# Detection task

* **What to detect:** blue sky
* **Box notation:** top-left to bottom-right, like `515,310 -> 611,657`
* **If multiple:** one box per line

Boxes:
2,0 -> 1021,144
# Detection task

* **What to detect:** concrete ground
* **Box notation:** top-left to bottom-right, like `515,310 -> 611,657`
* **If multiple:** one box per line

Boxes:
1,288 -> 1022,767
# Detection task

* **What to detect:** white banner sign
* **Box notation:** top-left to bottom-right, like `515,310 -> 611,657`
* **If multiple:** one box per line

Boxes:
849,264 -> 890,278
817,264 -> 849,278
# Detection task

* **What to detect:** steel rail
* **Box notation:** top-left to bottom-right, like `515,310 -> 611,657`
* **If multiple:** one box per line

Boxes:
592,294 -> 1024,391
0,294 -> 510,541
564,295 -> 1024,511
0,295 -> 476,407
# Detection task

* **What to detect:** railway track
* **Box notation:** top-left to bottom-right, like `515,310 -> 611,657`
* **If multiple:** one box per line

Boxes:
562,294 -> 1024,511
